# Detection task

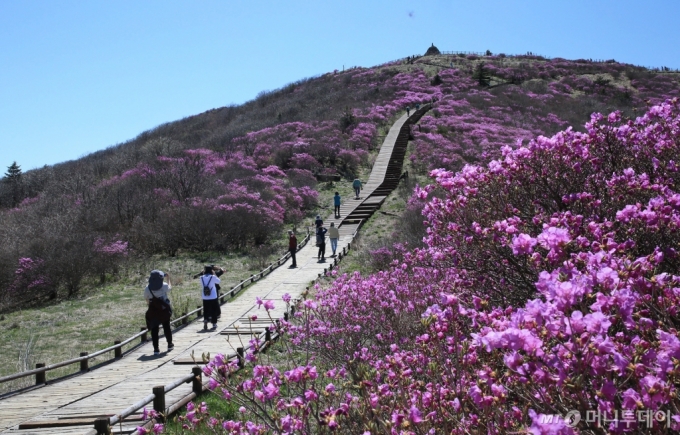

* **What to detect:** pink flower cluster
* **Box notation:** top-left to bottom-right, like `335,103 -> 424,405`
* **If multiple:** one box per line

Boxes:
8,257 -> 51,295
189,100 -> 680,434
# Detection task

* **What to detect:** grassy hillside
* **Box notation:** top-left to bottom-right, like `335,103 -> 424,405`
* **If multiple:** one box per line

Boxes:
1,50 -> 679,397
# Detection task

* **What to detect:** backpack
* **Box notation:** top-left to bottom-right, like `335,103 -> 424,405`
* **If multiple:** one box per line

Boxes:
146,290 -> 172,324
202,276 -> 214,297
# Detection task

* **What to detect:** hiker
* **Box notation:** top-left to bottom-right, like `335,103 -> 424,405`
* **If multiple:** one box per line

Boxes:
333,192 -> 341,217
200,266 -> 221,331
315,214 -> 323,228
316,226 -> 327,261
415,103 -> 420,110
406,106 -> 411,116
193,265 -> 224,293
144,270 -> 173,355
328,222 -> 339,257
352,178 -> 362,199
288,230 -> 298,268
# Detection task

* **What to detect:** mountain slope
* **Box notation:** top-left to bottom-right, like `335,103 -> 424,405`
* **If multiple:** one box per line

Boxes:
1,50 -> 679,311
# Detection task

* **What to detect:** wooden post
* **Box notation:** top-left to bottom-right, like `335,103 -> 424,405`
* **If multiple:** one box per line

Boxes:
197,305 -> 202,317
236,347 -> 244,368
80,352 -> 89,371
182,313 -> 188,325
114,341 -> 122,359
94,417 -> 111,435
192,367 -> 203,396
35,363 -> 46,385
153,385 -> 166,422
141,327 -> 148,343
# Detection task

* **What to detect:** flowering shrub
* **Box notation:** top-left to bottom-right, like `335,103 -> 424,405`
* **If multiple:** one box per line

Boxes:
5,257 -> 52,303
181,100 -> 680,434
3,52 -> 680,309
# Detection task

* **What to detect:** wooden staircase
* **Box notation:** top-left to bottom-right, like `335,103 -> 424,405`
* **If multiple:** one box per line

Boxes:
342,105 -> 430,225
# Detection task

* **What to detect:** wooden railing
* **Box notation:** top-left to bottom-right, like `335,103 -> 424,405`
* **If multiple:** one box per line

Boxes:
86,323 -> 280,435
101,236 -> 355,435
0,229 -> 311,392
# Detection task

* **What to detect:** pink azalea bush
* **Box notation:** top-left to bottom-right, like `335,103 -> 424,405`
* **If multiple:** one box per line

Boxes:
4,53 -> 680,301
183,100 -> 680,434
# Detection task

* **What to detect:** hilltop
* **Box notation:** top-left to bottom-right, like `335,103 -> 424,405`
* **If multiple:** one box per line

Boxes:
1,49 -> 679,312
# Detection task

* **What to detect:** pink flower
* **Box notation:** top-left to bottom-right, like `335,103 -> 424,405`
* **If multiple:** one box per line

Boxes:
511,233 -> 537,255
409,406 -> 424,423
536,226 -> 571,251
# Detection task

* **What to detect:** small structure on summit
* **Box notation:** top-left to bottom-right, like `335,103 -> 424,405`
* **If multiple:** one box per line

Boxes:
424,43 -> 441,56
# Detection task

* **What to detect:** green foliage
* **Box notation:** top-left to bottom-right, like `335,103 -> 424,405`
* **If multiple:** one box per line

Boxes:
338,106 -> 356,132
4,161 -> 21,182
164,392 -> 239,434
472,62 -> 491,87
3,161 -> 23,207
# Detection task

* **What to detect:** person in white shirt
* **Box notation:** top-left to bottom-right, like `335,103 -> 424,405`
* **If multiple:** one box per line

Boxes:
200,266 -> 221,330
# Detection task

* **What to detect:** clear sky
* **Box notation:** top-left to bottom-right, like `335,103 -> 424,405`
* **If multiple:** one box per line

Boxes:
1,0 -> 679,171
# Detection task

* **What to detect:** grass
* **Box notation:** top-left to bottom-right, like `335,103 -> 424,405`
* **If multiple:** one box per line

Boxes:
0,249 -> 288,395
163,390 -> 239,434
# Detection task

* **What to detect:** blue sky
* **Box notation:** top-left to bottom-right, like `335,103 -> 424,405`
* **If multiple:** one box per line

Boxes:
1,0 -> 679,171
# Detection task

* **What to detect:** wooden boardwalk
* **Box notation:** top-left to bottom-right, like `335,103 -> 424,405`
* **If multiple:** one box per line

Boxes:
0,106 -> 430,435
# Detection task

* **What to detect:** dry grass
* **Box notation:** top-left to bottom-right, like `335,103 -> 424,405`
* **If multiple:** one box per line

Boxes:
0,250 -> 285,395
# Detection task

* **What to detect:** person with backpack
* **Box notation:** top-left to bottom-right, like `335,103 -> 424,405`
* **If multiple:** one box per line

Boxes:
316,226 -> 327,261
328,222 -> 339,257
406,106 -> 411,116
333,192 -> 341,218
144,270 -> 174,356
200,266 -> 221,331
352,178 -> 362,199
288,230 -> 298,268
193,265 -> 225,293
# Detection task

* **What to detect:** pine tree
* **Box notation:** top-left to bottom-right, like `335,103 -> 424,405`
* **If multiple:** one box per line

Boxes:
472,63 -> 491,87
4,161 -> 21,182
4,161 -> 23,207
